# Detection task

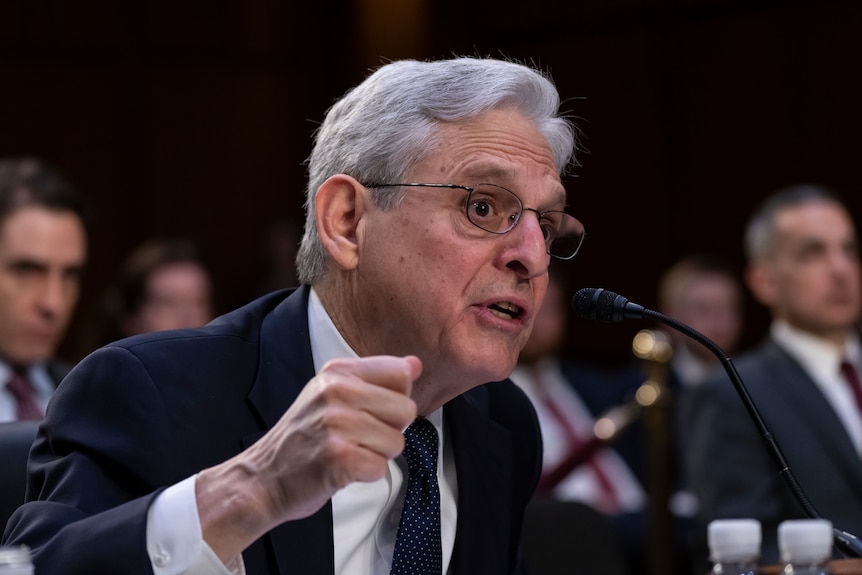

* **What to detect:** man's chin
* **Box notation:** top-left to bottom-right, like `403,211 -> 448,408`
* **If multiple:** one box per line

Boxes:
481,357 -> 519,383
14,348 -> 55,366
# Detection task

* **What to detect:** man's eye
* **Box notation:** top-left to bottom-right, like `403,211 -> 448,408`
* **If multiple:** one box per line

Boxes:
9,262 -> 43,276
540,221 -> 557,241
470,200 -> 493,219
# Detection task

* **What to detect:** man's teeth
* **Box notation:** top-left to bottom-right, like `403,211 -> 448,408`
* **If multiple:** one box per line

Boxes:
489,302 -> 519,318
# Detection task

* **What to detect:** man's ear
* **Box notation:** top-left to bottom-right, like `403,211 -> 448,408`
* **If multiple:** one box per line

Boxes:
745,260 -> 776,307
314,175 -> 368,271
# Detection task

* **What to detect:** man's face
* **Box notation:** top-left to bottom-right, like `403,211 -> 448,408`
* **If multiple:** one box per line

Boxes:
751,200 -> 861,341
669,273 -> 742,361
122,262 -> 213,336
349,108 -> 569,402
0,206 -> 87,365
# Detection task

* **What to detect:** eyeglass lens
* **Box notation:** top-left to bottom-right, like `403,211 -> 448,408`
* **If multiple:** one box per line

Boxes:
466,184 -> 585,259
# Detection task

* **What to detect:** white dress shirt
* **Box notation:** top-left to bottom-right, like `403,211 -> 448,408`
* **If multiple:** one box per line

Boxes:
669,343 -> 714,389
147,288 -> 458,574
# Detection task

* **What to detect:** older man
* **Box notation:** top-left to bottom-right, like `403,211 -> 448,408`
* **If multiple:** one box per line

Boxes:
2,57 -> 586,575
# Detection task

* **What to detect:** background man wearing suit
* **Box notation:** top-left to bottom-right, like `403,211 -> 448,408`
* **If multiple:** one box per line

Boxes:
657,254 -> 745,552
681,185 -> 862,569
2,56 -> 587,574
0,158 -> 89,422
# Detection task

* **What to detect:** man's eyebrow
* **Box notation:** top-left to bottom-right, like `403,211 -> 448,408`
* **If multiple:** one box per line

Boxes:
458,171 -> 505,184
5,257 -> 49,271
5,256 -> 84,272
459,165 -> 568,207
550,187 -> 568,208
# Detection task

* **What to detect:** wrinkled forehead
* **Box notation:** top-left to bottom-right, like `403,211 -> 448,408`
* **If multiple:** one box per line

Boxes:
417,111 -> 566,203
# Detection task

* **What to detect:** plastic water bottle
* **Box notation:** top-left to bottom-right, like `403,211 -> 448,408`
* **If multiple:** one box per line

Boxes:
778,519 -> 833,575
708,518 -> 761,575
0,546 -> 34,575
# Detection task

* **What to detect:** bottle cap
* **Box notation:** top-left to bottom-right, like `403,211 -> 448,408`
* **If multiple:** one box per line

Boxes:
708,519 -> 762,562
0,546 -> 31,566
778,519 -> 833,563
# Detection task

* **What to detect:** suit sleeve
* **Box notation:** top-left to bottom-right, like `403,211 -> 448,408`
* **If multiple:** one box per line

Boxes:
679,370 -> 792,563
2,346 -> 187,575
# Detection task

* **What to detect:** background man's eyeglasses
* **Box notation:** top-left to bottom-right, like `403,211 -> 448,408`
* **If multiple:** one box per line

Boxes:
363,182 -> 586,260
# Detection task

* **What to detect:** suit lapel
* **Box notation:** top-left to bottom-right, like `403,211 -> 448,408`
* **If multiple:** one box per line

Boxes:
446,389 -> 514,574
243,286 -> 335,575
763,342 -> 862,485
238,289 -> 523,574
248,286 -> 316,428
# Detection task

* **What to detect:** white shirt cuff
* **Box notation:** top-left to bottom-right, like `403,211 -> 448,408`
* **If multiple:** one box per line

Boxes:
146,474 -> 244,575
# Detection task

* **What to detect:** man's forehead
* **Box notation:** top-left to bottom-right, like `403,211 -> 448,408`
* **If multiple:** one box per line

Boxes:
418,152 -> 564,196
0,209 -> 87,264
433,109 -> 559,163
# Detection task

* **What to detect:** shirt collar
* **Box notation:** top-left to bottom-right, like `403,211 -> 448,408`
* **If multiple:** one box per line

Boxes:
306,287 -> 443,431
771,319 -> 862,377
671,343 -> 714,388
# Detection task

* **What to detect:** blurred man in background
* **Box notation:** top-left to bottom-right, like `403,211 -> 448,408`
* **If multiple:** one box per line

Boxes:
682,185 -> 862,569
510,267 -> 647,574
94,237 -> 214,347
0,157 -> 89,421
658,254 -> 744,390
659,254 -> 745,573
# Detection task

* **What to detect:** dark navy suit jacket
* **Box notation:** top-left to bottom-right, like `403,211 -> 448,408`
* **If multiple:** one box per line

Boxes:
2,286 -> 542,574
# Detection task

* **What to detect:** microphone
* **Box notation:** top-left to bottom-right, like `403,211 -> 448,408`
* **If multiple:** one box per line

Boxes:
571,287 -> 862,559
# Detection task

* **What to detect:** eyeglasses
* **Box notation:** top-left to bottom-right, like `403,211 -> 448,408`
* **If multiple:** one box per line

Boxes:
362,182 -> 586,260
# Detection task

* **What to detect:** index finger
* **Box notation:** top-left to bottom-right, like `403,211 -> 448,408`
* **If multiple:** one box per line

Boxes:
323,355 -> 422,395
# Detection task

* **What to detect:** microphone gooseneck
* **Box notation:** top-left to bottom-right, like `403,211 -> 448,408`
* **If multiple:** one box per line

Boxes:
571,287 -> 862,559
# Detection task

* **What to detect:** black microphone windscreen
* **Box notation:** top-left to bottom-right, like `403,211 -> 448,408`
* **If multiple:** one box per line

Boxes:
571,287 -> 626,322
571,287 -> 601,320
594,289 -> 621,322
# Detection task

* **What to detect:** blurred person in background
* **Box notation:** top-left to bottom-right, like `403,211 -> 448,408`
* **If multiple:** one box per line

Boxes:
509,266 -> 648,574
658,254 -> 744,390
681,184 -> 862,569
95,237 -> 214,346
0,157 -> 89,422
659,254 -> 745,573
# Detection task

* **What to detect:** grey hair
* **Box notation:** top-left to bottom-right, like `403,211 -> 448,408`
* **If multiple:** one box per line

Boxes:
744,183 -> 844,261
296,56 -> 577,284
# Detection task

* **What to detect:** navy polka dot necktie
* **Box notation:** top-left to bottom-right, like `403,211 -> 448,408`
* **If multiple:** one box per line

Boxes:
390,417 -> 442,575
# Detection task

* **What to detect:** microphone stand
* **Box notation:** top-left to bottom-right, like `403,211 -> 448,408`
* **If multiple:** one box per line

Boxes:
637,306 -> 862,559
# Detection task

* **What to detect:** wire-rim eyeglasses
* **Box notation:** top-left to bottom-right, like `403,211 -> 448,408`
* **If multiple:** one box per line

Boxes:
362,182 -> 586,260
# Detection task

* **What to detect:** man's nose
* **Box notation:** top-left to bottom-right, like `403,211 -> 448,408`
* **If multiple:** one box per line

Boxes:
505,210 -> 550,278
36,275 -> 71,317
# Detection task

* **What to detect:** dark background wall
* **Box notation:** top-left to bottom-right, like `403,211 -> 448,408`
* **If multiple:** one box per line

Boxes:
2,0 -> 860,365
